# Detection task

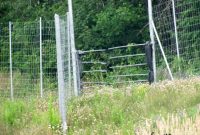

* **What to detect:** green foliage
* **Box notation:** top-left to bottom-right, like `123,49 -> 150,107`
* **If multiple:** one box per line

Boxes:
0,96 -> 61,134
48,96 -> 60,130
73,0 -> 148,50
1,100 -> 25,126
0,0 -> 148,50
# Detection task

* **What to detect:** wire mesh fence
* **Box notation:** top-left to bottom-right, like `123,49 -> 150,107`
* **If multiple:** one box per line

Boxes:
0,18 -> 59,98
0,23 -> 10,97
12,21 -> 41,97
42,20 -> 58,94
153,0 -> 200,80
58,14 -> 74,99
0,13 -> 73,132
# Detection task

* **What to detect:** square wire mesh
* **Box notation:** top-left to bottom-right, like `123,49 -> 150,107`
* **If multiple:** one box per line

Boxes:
153,0 -> 200,80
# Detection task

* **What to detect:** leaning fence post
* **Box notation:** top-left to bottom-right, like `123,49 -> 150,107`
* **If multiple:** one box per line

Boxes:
9,22 -> 14,100
39,17 -> 43,98
151,21 -> 174,80
55,14 -> 67,134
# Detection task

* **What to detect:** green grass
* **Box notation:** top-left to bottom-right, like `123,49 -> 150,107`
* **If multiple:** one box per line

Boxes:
0,94 -> 61,135
67,77 -> 200,134
1,77 -> 200,134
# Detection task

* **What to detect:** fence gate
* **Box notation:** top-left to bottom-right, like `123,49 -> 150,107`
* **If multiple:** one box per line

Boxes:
79,43 -> 151,89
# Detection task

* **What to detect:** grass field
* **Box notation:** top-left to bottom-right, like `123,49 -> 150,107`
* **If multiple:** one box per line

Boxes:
1,77 -> 200,134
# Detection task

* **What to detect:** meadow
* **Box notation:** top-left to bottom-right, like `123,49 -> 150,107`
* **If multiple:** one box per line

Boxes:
1,77 -> 200,134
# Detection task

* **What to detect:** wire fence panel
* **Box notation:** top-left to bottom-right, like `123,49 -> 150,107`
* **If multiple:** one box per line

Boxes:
42,20 -> 58,94
176,0 -> 200,74
12,21 -> 41,97
153,0 -> 200,80
153,1 -> 177,80
0,16 -> 74,100
0,23 -> 10,97
0,19 -> 60,98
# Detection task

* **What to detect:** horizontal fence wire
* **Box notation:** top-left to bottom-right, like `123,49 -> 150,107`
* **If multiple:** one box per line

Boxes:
82,82 -> 108,85
108,43 -> 146,50
109,63 -> 147,69
109,74 -> 148,78
112,80 -> 148,84
109,54 -> 146,59
82,70 -> 107,73
79,49 -> 107,54
82,61 -> 107,65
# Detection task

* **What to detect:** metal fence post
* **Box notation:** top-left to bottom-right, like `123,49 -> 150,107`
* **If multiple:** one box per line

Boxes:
76,51 -> 81,93
9,22 -> 14,100
55,14 -> 67,134
172,0 -> 181,74
40,17 -> 43,98
67,12 -> 72,97
172,0 -> 180,60
68,0 -> 79,96
148,0 -> 157,82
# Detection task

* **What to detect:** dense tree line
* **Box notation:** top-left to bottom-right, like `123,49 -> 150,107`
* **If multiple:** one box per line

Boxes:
0,0 -> 150,50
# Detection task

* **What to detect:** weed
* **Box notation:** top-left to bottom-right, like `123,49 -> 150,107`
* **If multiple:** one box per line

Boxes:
2,100 -> 25,126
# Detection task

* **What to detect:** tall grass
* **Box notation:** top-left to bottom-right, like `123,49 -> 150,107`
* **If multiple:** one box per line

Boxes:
67,77 -> 200,134
1,77 -> 200,134
0,94 -> 61,135
135,113 -> 200,135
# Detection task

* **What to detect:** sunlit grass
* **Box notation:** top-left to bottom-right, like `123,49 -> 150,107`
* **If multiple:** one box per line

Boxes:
1,77 -> 200,134
135,113 -> 200,135
0,94 -> 61,135
67,77 -> 200,134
